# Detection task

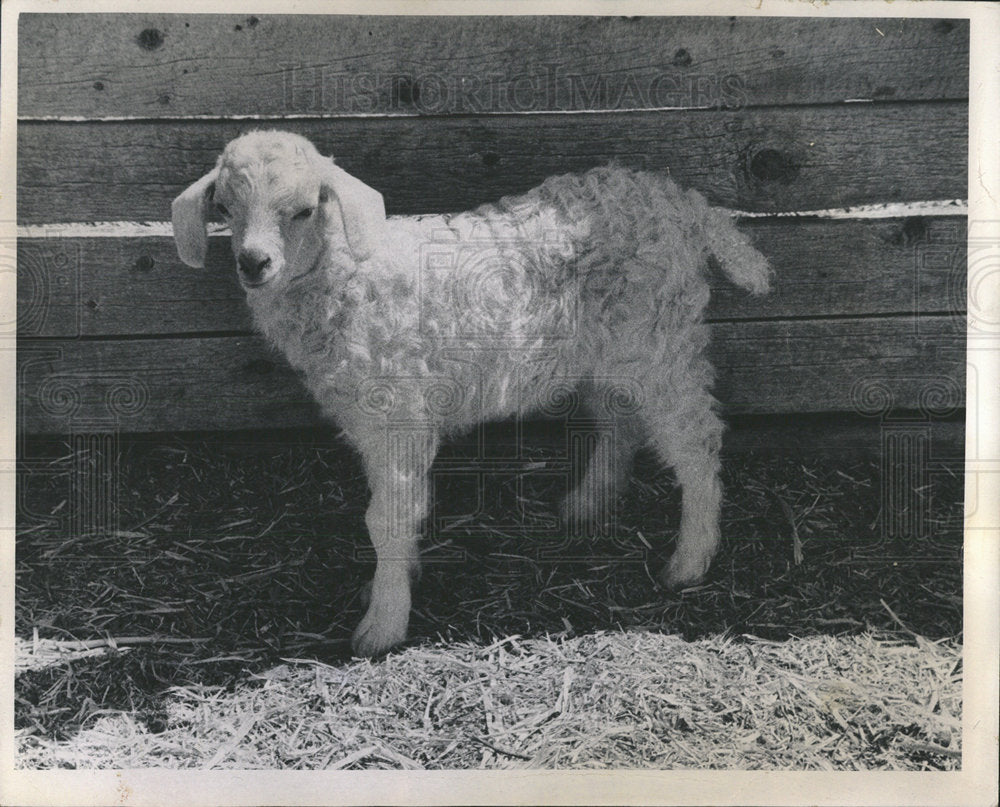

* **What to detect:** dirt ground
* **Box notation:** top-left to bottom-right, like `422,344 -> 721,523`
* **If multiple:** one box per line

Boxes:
15,414 -> 964,753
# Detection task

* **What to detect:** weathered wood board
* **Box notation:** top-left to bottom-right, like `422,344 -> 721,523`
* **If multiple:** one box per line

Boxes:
18,102 -> 967,223
18,15 -> 968,118
19,317 -> 965,434
17,218 -> 968,338
15,14 -> 969,435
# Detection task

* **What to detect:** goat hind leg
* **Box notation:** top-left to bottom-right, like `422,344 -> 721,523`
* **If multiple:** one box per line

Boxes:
560,389 -> 644,533
644,392 -> 725,589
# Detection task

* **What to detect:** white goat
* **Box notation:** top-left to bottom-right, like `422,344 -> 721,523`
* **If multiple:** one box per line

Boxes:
173,130 -> 770,656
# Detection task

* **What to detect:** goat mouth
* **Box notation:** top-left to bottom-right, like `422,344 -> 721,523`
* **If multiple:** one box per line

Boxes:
289,256 -> 322,284
240,275 -> 271,289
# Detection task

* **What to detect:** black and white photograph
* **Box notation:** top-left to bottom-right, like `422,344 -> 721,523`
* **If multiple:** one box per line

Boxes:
2,0 -> 997,804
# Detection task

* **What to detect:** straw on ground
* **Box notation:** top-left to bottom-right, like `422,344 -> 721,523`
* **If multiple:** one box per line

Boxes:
17,631 -> 961,770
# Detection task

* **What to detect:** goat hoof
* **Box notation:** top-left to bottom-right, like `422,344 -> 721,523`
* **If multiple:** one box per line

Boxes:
351,596 -> 410,657
351,619 -> 407,658
659,552 -> 711,591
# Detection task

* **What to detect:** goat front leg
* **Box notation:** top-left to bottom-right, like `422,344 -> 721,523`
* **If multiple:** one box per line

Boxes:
352,428 -> 437,657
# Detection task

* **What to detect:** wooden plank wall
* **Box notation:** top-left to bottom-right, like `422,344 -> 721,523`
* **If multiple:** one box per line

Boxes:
17,14 -> 968,434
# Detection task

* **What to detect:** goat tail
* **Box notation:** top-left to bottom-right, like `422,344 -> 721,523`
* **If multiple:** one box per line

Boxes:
701,205 -> 772,295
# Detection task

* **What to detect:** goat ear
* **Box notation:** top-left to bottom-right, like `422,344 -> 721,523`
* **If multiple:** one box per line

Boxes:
319,159 -> 386,261
171,167 -> 220,268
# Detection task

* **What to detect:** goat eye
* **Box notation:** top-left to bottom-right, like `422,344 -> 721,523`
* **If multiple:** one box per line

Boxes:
215,202 -> 230,217
293,207 -> 314,221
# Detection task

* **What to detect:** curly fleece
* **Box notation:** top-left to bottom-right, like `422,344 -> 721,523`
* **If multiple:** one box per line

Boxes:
254,165 -> 769,433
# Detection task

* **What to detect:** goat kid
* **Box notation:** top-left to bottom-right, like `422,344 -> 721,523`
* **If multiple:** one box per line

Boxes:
173,130 -> 770,656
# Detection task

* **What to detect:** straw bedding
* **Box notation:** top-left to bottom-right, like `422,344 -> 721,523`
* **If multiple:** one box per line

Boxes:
15,430 -> 964,770
17,631 -> 960,770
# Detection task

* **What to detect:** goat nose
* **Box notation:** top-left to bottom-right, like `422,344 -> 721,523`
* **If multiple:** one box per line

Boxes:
237,250 -> 272,282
